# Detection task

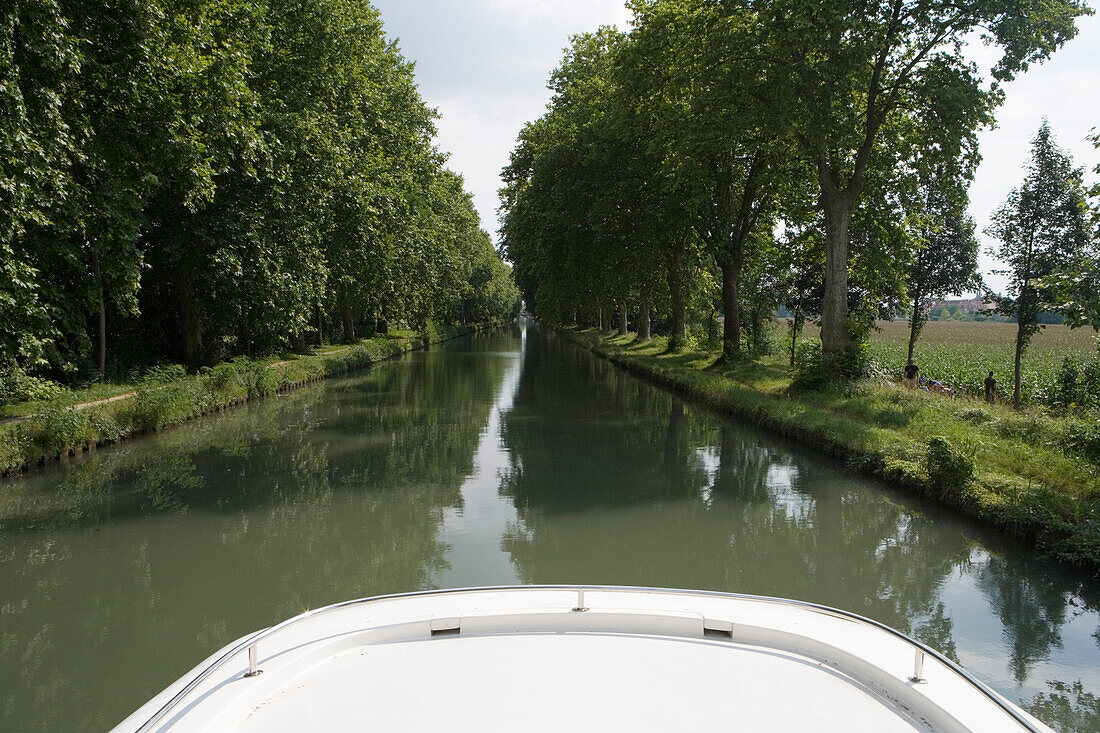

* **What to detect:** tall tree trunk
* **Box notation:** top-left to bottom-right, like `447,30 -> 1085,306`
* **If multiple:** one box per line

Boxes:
597,306 -> 603,332
1013,321 -> 1025,409
789,311 -> 803,366
316,304 -> 324,347
667,247 -> 686,349
639,294 -> 651,340
291,332 -> 307,353
178,264 -> 202,369
91,249 -> 106,382
617,301 -> 627,336
721,259 -> 742,361
820,189 -> 856,365
907,298 -> 922,362
340,291 -> 356,343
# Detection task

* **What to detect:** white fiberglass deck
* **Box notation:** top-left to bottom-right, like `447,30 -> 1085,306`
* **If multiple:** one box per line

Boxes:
113,587 -> 1051,732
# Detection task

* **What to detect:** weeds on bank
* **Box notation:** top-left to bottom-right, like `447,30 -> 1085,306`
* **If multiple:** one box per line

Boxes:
0,326 -> 479,475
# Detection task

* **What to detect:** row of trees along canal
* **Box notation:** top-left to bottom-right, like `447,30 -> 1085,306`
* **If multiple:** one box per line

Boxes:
1,0 -> 519,388
500,0 -> 1100,405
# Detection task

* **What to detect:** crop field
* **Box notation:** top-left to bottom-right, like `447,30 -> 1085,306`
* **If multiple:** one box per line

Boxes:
868,321 -> 1097,401
786,320 -> 1099,405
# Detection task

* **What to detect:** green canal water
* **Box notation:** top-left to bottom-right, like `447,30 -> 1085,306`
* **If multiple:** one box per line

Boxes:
1,324 -> 1098,731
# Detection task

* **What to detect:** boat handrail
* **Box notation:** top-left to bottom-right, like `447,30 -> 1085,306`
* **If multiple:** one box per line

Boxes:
135,584 -> 1042,733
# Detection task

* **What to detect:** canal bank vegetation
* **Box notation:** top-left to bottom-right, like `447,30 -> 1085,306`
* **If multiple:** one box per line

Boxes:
0,325 -> 485,477
1,0 -> 519,405
570,329 -> 1100,570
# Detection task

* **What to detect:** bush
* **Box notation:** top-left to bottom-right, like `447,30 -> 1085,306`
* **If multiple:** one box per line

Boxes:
25,404 -> 96,455
140,364 -> 188,384
956,407 -> 993,424
233,359 -> 278,399
0,363 -> 63,404
1059,421 -> 1100,464
994,415 -> 1046,441
792,341 -> 869,390
122,379 -> 198,432
926,436 -> 975,494
791,342 -> 828,390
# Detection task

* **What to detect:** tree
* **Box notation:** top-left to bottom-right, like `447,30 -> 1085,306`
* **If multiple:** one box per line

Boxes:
0,0 -> 78,369
755,0 -> 1090,370
904,173 -> 980,361
624,1 -> 796,361
987,122 -> 1091,407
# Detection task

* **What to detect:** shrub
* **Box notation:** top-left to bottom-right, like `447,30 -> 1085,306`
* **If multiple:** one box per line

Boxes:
792,341 -> 869,390
234,359 -> 278,399
0,363 -> 63,404
1059,422 -> 1100,464
956,407 -> 993,424
791,342 -> 828,390
141,364 -> 187,384
25,404 -> 95,455
0,426 -> 26,470
926,436 -> 975,494
994,415 -> 1046,441
122,380 -> 198,432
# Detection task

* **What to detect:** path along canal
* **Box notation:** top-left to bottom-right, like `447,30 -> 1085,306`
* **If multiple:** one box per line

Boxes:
1,323 -> 1098,731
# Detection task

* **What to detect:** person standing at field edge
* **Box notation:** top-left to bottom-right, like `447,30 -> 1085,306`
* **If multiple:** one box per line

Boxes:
985,371 -> 997,403
904,359 -> 919,390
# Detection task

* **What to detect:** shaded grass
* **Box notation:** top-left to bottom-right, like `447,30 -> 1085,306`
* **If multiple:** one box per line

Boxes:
0,325 -> 485,477
575,329 -> 1100,570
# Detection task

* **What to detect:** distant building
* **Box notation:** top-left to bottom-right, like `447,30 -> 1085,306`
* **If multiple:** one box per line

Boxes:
925,296 -> 993,313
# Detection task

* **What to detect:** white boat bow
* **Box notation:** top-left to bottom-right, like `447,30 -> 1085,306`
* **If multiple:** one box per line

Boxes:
112,586 -> 1051,732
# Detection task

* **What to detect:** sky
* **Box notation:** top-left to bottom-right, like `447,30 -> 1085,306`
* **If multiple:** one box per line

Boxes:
372,1 -> 1100,294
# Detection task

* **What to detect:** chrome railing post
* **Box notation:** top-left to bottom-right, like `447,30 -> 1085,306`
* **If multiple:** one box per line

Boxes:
910,649 -> 925,683
246,644 -> 262,677
573,588 -> 588,612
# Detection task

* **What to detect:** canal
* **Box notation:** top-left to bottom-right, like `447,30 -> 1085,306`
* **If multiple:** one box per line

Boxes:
1,323 -> 1098,731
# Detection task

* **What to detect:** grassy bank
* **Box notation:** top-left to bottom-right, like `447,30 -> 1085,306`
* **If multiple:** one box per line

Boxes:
569,329 -> 1100,571
0,325 -> 488,477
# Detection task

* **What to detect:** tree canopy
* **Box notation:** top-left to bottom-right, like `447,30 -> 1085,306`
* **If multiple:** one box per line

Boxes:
0,0 -> 518,385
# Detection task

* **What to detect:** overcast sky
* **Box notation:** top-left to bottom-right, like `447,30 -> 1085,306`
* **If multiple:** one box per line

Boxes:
372,1 -> 1099,294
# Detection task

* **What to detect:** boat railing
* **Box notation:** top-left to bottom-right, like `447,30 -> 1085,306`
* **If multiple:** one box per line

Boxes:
135,584 -> 1042,733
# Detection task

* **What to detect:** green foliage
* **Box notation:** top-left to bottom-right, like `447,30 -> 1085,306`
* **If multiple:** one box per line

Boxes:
0,328 -> 472,473
987,122 -> 1093,406
1058,422 -> 1100,465
926,437 -> 976,495
25,405 -> 97,456
956,407 -> 994,425
0,0 -> 516,385
791,342 -> 828,391
795,341 -> 870,390
0,364 -> 63,403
